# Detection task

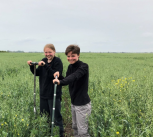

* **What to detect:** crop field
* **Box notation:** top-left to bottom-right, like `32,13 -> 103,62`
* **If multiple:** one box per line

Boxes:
0,52 -> 153,137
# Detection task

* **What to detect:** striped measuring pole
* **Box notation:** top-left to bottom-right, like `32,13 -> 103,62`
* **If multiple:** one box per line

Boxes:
30,62 -> 38,117
51,75 -> 58,137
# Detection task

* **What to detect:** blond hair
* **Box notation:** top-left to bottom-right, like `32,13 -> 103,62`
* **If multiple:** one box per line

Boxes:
44,44 -> 55,52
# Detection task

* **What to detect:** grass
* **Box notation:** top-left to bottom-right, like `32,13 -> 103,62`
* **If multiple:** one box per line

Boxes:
0,52 -> 153,136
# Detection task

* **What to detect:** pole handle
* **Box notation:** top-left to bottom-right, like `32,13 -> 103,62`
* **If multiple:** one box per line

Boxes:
55,75 -> 58,84
30,62 -> 38,65
30,62 -> 43,65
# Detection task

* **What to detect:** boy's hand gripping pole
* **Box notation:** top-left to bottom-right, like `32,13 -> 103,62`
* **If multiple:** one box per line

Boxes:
51,75 -> 58,137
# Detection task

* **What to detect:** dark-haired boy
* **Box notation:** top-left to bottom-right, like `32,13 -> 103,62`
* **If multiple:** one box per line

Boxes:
53,45 -> 91,137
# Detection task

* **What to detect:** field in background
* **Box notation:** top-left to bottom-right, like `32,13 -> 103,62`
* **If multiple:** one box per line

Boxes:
0,52 -> 153,136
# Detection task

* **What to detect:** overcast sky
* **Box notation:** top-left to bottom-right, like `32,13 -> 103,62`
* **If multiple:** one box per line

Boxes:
0,0 -> 153,52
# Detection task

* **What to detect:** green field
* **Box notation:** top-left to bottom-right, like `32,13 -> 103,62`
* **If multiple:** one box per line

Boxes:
0,52 -> 153,137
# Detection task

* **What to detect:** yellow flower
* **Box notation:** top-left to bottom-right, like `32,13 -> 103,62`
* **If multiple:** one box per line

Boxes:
1,123 -> 3,126
5,122 -> 7,125
16,115 -> 17,117
116,131 -> 119,135
27,124 -> 29,126
132,80 -> 135,82
22,119 -> 24,121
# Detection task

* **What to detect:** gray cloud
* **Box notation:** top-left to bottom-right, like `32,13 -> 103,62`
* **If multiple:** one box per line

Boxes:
0,0 -> 153,52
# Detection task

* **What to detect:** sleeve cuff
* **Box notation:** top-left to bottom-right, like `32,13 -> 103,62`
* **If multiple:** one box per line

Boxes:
59,80 -> 63,85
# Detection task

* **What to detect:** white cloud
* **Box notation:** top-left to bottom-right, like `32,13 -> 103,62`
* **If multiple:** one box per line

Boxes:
0,0 -> 153,52
142,32 -> 153,37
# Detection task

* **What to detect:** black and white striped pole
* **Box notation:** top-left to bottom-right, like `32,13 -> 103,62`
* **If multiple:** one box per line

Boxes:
51,75 -> 58,137
30,62 -> 38,117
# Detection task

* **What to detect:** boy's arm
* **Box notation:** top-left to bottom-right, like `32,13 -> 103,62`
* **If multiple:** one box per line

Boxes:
53,66 -> 69,85
54,71 -> 65,79
60,63 -> 88,86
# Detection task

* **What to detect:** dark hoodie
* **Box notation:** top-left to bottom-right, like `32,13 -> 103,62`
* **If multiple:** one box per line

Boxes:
60,60 -> 90,106
30,56 -> 63,99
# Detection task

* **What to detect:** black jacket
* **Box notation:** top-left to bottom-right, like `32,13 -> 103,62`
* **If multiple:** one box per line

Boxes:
60,60 -> 90,106
30,57 -> 63,99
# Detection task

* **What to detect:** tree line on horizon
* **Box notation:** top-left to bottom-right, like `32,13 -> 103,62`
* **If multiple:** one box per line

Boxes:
0,50 -> 153,53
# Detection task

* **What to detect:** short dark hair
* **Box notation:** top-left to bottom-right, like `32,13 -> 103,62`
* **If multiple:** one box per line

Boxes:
65,44 -> 80,55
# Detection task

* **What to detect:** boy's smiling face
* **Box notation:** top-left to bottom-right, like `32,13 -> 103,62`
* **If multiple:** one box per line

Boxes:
67,51 -> 80,64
